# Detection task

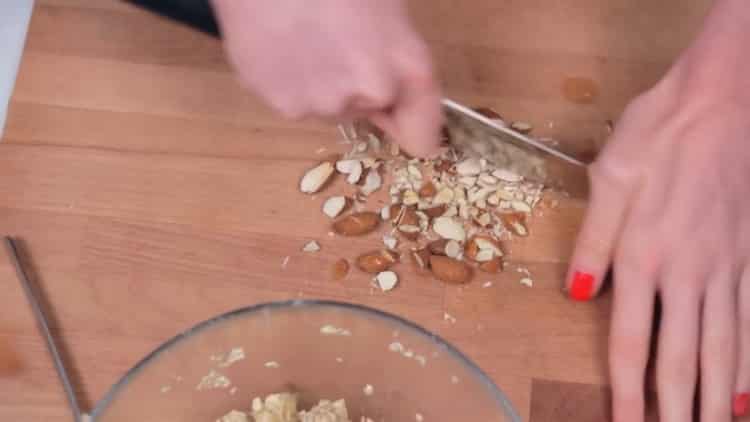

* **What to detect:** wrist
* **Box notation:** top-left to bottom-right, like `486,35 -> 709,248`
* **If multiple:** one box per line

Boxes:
662,0 -> 750,107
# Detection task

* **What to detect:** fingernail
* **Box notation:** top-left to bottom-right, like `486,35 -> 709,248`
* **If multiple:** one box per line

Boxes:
569,271 -> 595,301
733,392 -> 750,417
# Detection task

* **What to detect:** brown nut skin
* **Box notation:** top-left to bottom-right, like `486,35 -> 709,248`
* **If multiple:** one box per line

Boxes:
478,257 -> 503,274
429,255 -> 473,284
332,212 -> 380,236
423,204 -> 447,219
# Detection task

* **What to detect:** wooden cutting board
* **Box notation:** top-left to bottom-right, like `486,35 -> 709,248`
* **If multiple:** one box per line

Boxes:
0,0 -> 712,420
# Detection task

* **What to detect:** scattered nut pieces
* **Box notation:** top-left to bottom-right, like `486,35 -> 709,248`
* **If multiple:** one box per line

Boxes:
520,277 -> 533,287
320,325 -> 352,336
302,240 -> 321,253
300,162 -> 335,194
375,271 -> 399,291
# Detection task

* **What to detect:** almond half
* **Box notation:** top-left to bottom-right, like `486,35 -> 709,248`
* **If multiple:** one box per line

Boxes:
322,196 -> 351,218
433,217 -> 466,242
332,212 -> 380,236
300,162 -> 335,194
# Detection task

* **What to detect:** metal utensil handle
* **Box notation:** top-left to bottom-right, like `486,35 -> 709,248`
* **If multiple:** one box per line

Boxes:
4,237 -> 84,422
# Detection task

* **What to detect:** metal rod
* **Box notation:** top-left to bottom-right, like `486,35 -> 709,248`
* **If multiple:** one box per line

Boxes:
4,237 -> 83,422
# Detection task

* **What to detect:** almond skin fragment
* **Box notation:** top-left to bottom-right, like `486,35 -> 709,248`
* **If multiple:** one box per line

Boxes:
418,181 -> 437,198
429,256 -> 473,284
356,250 -> 399,273
479,257 -> 503,273
331,259 -> 350,280
499,212 -> 529,236
332,212 -> 380,236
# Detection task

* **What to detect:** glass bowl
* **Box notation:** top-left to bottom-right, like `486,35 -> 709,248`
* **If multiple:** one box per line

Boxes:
91,300 -> 520,421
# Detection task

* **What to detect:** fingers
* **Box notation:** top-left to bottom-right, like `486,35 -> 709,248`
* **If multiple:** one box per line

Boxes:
656,275 -> 702,422
734,267 -> 750,417
388,45 -> 443,158
609,260 -> 656,422
565,163 -> 632,301
700,274 -> 737,422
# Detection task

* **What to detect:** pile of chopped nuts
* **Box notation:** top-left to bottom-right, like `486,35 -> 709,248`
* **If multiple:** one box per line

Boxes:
298,111 -> 546,289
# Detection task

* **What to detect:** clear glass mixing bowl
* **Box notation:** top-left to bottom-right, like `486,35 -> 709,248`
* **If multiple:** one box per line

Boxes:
91,300 -> 520,421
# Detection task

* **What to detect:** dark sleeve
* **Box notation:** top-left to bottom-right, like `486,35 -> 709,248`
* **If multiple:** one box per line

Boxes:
122,0 -> 221,38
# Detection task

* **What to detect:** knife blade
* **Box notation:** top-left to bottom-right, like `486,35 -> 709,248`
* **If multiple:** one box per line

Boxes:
442,98 -> 586,183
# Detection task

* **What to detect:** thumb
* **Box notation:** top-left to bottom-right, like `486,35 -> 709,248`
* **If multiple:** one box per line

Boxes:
387,56 -> 443,158
566,164 -> 632,301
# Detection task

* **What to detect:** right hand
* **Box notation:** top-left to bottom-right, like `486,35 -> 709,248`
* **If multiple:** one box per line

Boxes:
211,0 -> 443,157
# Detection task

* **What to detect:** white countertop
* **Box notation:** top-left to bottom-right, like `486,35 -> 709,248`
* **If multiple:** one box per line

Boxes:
0,0 -> 34,138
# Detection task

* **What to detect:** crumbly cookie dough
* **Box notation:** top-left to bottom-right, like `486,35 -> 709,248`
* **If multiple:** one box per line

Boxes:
217,393 -> 350,422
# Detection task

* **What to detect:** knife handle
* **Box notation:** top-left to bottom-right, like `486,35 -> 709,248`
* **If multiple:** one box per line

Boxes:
123,0 -> 221,38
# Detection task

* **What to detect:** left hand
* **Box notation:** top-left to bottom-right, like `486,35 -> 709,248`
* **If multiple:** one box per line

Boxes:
565,0 -> 750,419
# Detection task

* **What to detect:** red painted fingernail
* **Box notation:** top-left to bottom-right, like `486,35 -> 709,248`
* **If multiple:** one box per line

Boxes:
734,392 -> 750,417
569,271 -> 595,301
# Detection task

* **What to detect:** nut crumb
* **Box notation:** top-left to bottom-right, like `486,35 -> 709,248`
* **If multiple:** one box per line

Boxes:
302,240 -> 321,253
520,277 -> 533,287
196,370 -> 231,391
482,281 -> 493,288
320,325 -> 352,336
281,256 -> 290,269
264,361 -> 280,369
416,413 -> 424,422
450,375 -> 460,384
443,312 -> 457,324
160,385 -> 172,393
229,386 -> 238,395
363,384 -> 374,396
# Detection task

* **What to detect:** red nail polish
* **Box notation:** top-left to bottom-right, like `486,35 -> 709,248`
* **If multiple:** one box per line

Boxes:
734,392 -> 750,417
569,271 -> 595,301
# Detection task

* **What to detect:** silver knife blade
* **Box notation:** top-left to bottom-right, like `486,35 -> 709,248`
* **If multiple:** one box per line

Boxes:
442,98 -> 586,183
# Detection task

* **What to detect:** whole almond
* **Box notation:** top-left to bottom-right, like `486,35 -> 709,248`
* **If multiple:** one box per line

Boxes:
479,257 -> 503,273
332,212 -> 380,236
356,250 -> 398,273
418,181 -> 437,198
430,256 -> 473,284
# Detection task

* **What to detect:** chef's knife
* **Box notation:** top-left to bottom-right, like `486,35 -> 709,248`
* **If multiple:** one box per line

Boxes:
126,1 -> 588,183
442,98 -> 586,183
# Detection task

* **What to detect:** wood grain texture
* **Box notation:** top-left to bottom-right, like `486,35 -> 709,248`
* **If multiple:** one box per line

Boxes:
0,0 -> 711,420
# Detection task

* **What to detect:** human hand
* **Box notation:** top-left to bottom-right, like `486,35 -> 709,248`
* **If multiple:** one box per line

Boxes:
211,0 -> 443,157
565,1 -> 750,420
